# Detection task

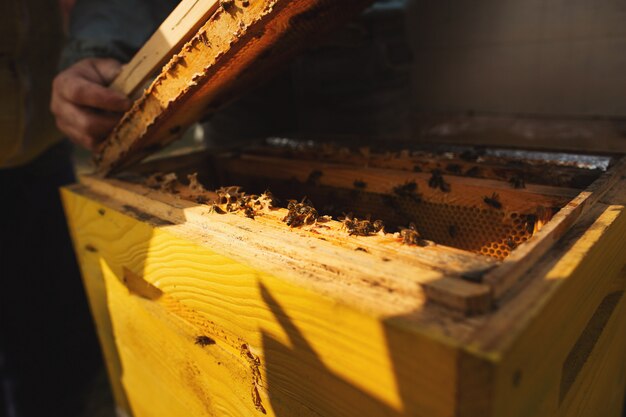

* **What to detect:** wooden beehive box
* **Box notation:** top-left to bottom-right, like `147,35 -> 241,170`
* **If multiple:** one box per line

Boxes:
61,0 -> 626,416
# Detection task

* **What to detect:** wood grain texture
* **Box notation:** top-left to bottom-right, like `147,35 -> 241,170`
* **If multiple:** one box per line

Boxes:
110,0 -> 220,97
465,178 -> 626,417
61,185 -> 480,417
96,0 -> 374,175
62,195 -> 133,416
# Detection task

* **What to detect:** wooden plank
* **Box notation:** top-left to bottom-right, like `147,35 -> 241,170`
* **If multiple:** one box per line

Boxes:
233,153 -> 579,208
110,0 -> 220,97
96,0 -> 374,175
247,143 -> 604,189
483,156 -> 626,300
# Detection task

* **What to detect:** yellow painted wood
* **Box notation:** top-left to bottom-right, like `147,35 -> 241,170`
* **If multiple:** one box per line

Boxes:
61,186 -> 471,417
61,173 -> 626,417
63,195 -> 132,416
482,203 -> 626,417
558,275 -> 626,417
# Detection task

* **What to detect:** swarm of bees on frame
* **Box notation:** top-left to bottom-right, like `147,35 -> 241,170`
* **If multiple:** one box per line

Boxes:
281,198 -> 333,228
209,186 -> 278,219
142,143 -> 556,259
339,213 -> 384,236
283,198 -> 318,227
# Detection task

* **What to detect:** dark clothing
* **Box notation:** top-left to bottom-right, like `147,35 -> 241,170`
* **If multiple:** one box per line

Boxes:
1,1 -> 177,416
60,0 -> 179,69
0,0 -> 65,168
0,1 -> 180,413
0,142 -> 101,417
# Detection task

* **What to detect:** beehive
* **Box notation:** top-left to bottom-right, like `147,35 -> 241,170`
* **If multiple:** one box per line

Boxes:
61,0 -> 626,415
63,139 -> 626,417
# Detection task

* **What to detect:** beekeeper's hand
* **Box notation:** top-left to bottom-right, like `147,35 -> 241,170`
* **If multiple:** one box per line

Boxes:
51,57 -> 131,150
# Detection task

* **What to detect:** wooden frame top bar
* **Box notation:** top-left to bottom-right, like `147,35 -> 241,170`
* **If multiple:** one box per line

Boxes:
97,0 -> 375,175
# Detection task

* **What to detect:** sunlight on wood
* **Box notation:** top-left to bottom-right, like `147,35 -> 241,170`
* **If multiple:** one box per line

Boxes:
110,0 -> 219,96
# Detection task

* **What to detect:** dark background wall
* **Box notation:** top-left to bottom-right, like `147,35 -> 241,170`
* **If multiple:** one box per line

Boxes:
406,0 -> 626,118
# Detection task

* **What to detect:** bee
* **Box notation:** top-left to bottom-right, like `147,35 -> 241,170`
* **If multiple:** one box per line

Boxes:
219,0 -> 234,10
448,224 -> 458,238
506,160 -> 526,168
209,204 -> 227,214
465,166 -> 481,177
161,173 -> 179,193
370,220 -> 385,234
446,163 -> 462,174
460,150 -> 479,162
146,172 -> 165,189
195,335 -> 216,347
393,181 -> 422,202
146,172 -> 179,193
282,198 -> 318,227
187,173 -> 206,193
393,181 -> 417,196
341,214 -> 357,234
400,223 -> 427,246
524,214 -> 537,234
353,179 -> 367,189
199,31 -> 211,47
306,170 -> 323,186
244,206 -> 255,219
428,169 -> 451,192
506,238 -> 517,249
341,214 -> 384,236
483,193 -> 502,209
509,175 -> 526,189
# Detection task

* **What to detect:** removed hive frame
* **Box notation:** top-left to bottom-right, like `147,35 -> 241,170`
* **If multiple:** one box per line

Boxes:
96,0 -> 375,175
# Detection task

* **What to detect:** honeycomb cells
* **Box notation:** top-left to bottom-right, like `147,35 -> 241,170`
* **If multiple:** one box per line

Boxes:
332,190 -> 537,260
391,197 -> 534,260
226,179 -> 541,261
